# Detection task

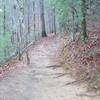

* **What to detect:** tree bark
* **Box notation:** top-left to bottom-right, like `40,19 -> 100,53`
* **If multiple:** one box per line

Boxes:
33,1 -> 36,40
81,0 -> 88,41
53,7 -> 56,35
3,2 -> 6,36
40,0 -> 47,37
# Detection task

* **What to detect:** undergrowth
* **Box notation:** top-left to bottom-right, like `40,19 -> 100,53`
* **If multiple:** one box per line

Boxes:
59,32 -> 100,90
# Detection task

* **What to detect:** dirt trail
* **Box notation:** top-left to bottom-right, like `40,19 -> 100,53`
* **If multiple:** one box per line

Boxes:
0,35 -> 99,100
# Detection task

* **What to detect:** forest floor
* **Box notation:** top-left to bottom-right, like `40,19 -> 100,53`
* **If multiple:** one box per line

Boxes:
0,34 -> 100,100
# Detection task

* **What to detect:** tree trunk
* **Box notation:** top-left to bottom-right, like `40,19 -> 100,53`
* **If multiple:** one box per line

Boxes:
27,2 -> 30,35
33,1 -> 36,40
40,0 -> 47,37
53,7 -> 56,35
16,0 -> 24,60
81,0 -> 88,41
48,9 -> 52,33
72,8 -> 75,41
3,2 -> 6,36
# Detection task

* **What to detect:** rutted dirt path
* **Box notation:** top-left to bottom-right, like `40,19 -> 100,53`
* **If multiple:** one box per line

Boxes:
0,36 -> 99,100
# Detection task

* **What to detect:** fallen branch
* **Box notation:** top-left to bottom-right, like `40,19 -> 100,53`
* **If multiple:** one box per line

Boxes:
64,78 -> 87,86
46,64 -> 61,68
64,80 -> 79,85
54,73 -> 69,78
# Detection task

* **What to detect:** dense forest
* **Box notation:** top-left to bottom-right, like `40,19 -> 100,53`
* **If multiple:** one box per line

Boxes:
0,0 -> 100,62
0,0 -> 100,99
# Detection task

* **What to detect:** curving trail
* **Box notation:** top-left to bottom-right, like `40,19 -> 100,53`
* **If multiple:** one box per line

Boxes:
0,35 -> 99,100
